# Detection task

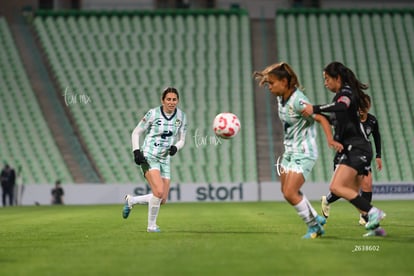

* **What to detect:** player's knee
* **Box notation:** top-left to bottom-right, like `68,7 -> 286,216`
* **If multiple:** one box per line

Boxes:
282,189 -> 295,202
152,190 -> 164,199
151,185 -> 166,199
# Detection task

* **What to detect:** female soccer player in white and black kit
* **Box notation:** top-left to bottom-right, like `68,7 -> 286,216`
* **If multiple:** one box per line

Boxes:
123,87 -> 187,232
302,62 -> 386,236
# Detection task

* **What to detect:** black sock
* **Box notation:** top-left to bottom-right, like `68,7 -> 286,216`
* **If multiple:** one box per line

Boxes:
326,192 -> 340,204
349,195 -> 372,213
360,191 -> 372,203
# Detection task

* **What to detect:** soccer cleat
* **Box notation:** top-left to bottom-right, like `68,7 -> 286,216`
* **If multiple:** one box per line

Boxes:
321,196 -> 330,218
147,226 -> 161,233
365,208 -> 386,230
359,214 -> 368,226
316,215 -> 326,226
302,223 -> 325,239
363,227 -> 387,237
122,194 -> 133,219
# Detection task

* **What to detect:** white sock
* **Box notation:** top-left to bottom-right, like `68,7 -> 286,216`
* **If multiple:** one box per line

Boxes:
148,196 -> 162,229
294,196 -> 317,226
130,194 -> 152,205
302,195 -> 318,217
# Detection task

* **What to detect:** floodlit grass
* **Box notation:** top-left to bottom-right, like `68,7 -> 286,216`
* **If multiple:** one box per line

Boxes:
1,201 -> 413,275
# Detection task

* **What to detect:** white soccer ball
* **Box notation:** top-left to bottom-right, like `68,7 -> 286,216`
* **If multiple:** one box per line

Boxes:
213,112 -> 241,139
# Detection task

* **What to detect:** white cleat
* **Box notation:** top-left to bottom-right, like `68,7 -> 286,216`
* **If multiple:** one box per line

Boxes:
147,226 -> 161,233
359,214 -> 367,226
321,196 -> 330,218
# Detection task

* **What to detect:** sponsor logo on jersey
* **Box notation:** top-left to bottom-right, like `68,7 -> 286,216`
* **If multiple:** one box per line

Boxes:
161,130 -> 173,139
154,119 -> 162,126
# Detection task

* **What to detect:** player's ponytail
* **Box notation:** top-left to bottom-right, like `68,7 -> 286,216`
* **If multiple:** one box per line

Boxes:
253,62 -> 304,91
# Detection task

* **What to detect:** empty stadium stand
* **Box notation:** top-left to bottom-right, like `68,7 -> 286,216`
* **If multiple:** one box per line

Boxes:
275,8 -> 414,182
0,16 -> 73,184
33,9 -> 258,184
2,7 -> 412,185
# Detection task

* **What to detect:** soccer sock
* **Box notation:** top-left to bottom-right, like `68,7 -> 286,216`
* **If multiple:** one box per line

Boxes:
349,195 -> 372,213
302,195 -> 318,217
360,191 -> 372,222
326,192 -> 340,204
131,193 -> 153,205
148,196 -> 162,229
294,196 -> 317,226
360,191 -> 372,203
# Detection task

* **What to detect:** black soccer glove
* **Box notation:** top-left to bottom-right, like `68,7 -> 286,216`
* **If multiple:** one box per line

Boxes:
169,145 -> 177,156
133,150 -> 146,165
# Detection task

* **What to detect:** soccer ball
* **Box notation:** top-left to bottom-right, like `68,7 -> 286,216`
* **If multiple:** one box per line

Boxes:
213,112 -> 241,139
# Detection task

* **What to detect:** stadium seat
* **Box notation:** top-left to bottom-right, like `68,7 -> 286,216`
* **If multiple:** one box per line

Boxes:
0,17 -> 73,184
33,10 -> 257,184
275,9 -> 414,182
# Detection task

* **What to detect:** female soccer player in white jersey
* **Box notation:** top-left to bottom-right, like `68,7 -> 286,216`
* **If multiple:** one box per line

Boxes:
254,62 -> 343,239
122,87 -> 187,232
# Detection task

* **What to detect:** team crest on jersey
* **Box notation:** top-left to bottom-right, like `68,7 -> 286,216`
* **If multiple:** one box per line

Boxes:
288,105 -> 295,116
365,126 -> 372,136
175,119 -> 182,127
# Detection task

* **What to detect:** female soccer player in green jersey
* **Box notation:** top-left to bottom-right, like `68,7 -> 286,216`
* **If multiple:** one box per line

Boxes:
123,87 -> 187,232
254,62 -> 343,239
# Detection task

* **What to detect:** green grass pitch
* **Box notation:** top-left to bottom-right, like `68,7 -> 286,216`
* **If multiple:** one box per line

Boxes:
1,200 -> 413,275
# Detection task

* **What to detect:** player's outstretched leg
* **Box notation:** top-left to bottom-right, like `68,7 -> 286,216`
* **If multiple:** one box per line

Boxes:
122,194 -> 133,219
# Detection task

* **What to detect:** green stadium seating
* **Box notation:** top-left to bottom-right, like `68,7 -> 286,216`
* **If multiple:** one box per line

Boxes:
275,9 -> 414,182
0,17 -> 73,184
33,10 -> 257,184
9,7 -> 412,185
